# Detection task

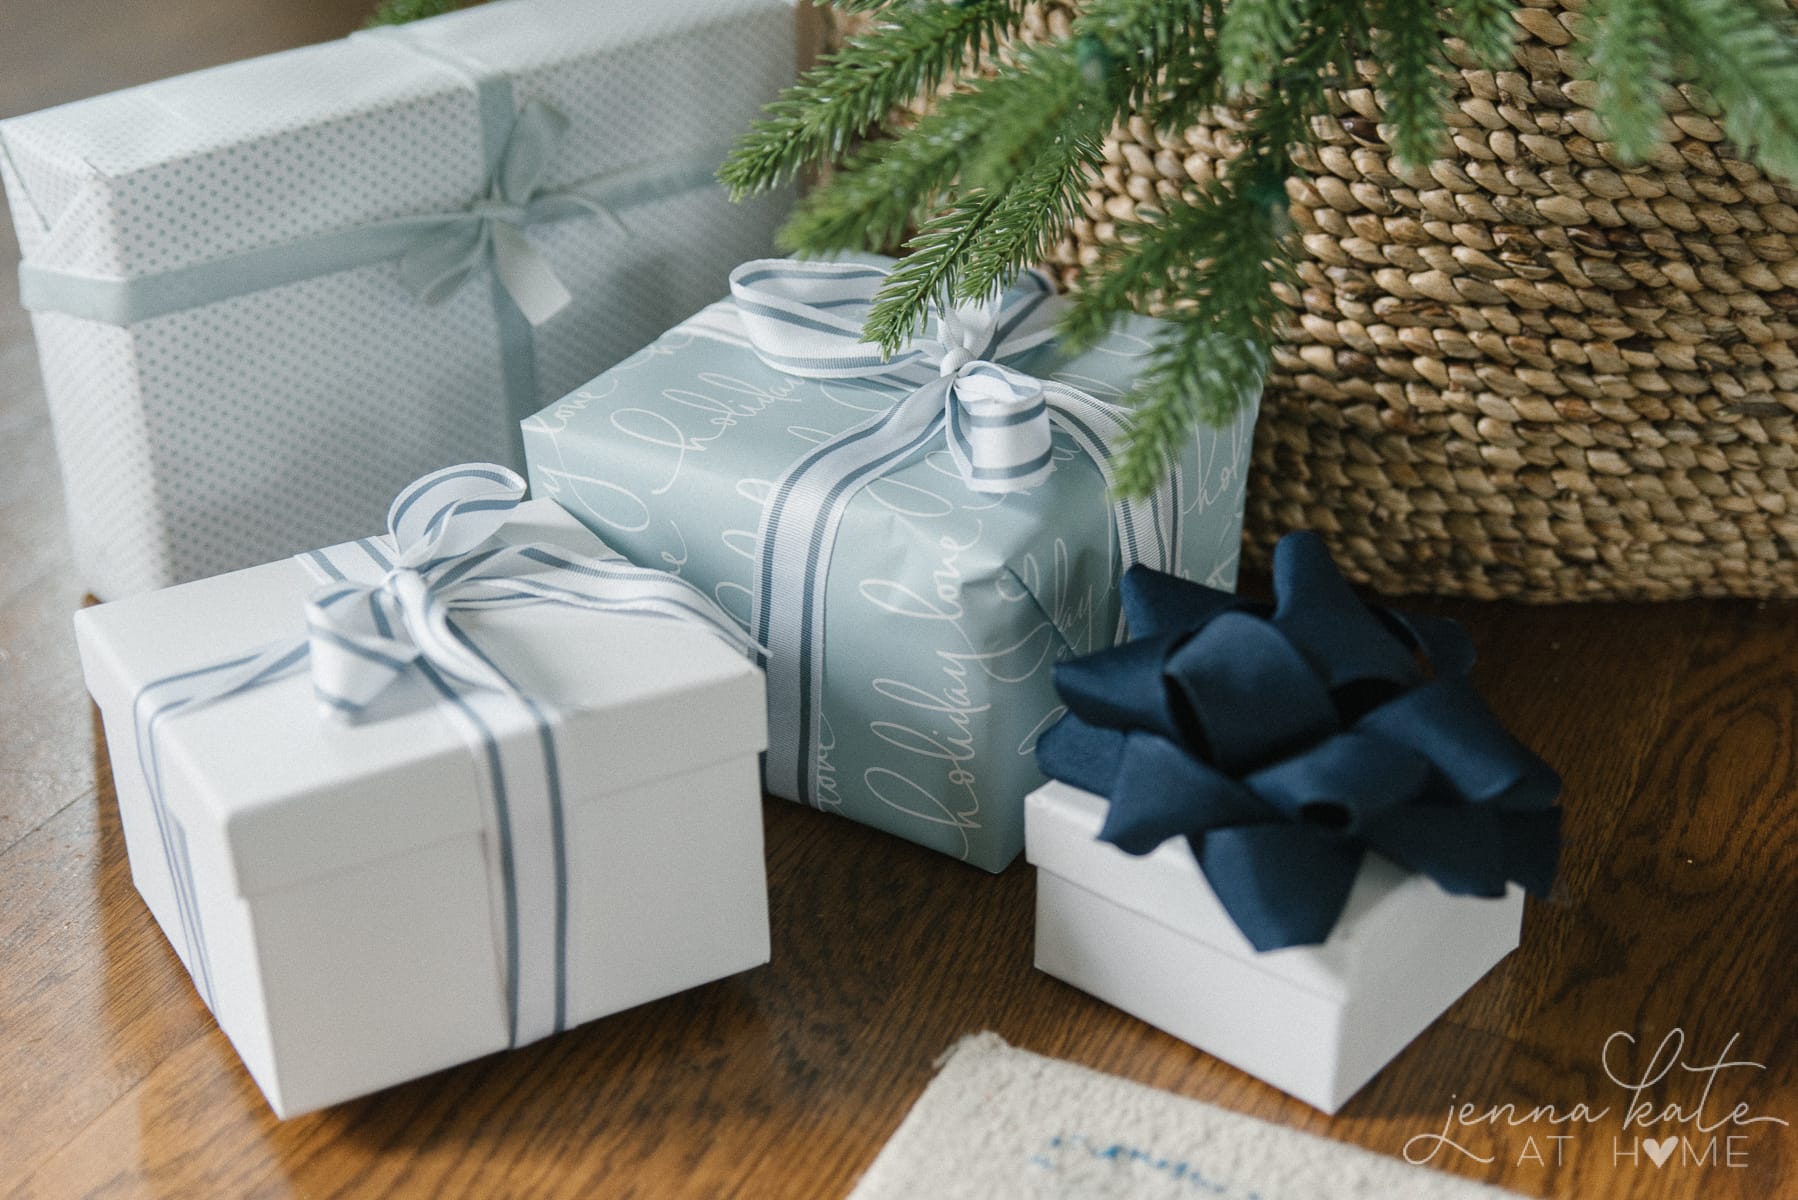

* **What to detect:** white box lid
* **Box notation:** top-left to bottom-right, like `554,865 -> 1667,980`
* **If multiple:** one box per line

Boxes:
76,499 -> 766,898
1025,780 -> 1514,1002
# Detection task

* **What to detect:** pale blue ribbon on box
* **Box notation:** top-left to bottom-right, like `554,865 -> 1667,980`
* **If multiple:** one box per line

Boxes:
722,258 -> 1186,808
128,463 -> 757,1047
14,26 -> 731,434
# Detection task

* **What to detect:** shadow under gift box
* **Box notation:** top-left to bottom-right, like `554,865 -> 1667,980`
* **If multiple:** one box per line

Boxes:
1026,782 -> 1524,1114
74,500 -> 770,1119
522,297 -> 1260,873
1,0 -> 796,601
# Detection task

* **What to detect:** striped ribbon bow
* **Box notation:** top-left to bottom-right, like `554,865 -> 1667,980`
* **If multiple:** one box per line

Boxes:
732,259 -> 1082,494
727,258 -> 1182,809
131,463 -> 756,1046
303,462 -> 756,716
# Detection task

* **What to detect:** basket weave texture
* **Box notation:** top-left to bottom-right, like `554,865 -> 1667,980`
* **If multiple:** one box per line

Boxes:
843,1 -> 1798,600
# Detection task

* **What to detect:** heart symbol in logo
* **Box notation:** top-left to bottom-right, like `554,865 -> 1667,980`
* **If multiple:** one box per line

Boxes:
1643,1137 -> 1679,1167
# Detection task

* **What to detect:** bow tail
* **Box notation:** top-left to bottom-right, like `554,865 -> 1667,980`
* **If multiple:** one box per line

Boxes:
398,219 -> 488,307
490,220 -> 572,326
306,586 -> 421,717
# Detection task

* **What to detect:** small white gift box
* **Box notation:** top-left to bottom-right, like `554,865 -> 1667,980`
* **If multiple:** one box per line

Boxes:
75,468 -> 770,1118
3,0 -> 796,599
1026,781 -> 1524,1114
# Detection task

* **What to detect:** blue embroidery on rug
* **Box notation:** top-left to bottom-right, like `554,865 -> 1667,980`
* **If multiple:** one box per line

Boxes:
1031,1134 -> 1265,1197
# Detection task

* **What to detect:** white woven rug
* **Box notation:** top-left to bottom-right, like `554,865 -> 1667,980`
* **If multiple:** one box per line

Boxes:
849,1033 -> 1527,1200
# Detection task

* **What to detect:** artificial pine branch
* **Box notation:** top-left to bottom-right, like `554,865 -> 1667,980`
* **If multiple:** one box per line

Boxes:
1581,0 -> 1672,164
952,109 -> 1107,303
777,102 -> 979,253
950,46 -> 1090,193
718,0 -> 1028,198
365,0 -> 466,26
1217,0 -> 1307,93
1448,0 -> 1520,68
1371,0 -> 1451,168
865,190 -> 1009,352
727,0 -> 1798,497
1083,0 -> 1221,114
1655,0 -> 1798,183
1096,21 -> 1329,491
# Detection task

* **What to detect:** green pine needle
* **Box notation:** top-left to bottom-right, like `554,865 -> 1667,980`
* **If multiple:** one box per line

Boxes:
721,0 -> 1798,498
950,46 -> 1089,195
365,0 -> 466,26
1078,0 -> 1222,118
865,190 -> 1007,354
1449,0 -> 1519,68
1075,177 -> 1294,497
1111,318 -> 1271,497
777,120 -> 968,255
954,117 -> 1105,303
1582,0 -> 1672,163
718,0 -> 1026,199
1218,0 -> 1308,93
1657,0 -> 1798,183
1372,0 -> 1451,169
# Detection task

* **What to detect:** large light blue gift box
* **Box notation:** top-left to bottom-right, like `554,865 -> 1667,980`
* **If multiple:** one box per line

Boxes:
1,0 -> 795,599
523,258 -> 1259,871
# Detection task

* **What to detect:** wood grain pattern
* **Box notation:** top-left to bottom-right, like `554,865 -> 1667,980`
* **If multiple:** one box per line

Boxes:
0,5 -> 1793,1198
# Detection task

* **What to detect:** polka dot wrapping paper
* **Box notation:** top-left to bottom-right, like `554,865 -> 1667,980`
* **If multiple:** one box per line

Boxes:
0,0 -> 796,599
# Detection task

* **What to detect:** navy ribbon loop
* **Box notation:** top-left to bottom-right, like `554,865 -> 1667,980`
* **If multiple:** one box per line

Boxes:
1036,530 -> 1561,952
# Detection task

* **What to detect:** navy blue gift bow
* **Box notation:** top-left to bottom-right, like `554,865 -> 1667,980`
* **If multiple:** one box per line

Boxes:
727,258 -> 1185,810
1035,531 -> 1561,952
129,464 -> 758,1045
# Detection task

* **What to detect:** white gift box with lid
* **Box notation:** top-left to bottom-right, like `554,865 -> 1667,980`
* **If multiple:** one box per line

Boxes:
74,492 -> 771,1119
1025,781 -> 1524,1114
1,0 -> 796,600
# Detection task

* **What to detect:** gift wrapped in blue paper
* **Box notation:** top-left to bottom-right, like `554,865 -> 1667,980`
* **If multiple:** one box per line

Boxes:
523,257 -> 1259,870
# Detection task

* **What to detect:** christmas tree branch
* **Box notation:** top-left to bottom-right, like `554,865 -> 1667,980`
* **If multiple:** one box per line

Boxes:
865,190 -> 1008,352
724,0 -> 1798,499
1371,0 -> 1451,168
718,0 -> 1027,198
365,0 -> 466,26
1656,0 -> 1798,182
952,109 -> 1106,304
1218,0 -> 1307,94
1581,0 -> 1673,164
1449,0 -> 1520,69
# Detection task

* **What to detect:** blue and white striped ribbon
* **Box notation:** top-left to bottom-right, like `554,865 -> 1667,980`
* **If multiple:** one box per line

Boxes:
722,259 -> 1183,808
128,463 -> 757,1046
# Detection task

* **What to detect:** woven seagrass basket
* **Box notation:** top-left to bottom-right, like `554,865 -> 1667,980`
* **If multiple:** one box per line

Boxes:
838,1 -> 1798,601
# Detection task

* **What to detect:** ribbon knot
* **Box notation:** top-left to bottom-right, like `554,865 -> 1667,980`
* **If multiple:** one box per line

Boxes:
466,197 -> 532,227
938,345 -> 977,377
302,464 -> 758,721
397,101 -> 610,327
1036,531 -> 1562,952
729,260 -> 1099,496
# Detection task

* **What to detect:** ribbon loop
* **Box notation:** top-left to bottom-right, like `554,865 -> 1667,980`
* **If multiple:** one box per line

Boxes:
306,462 -> 758,722
395,99 -> 586,327
1037,533 -> 1562,952
728,259 -> 1068,495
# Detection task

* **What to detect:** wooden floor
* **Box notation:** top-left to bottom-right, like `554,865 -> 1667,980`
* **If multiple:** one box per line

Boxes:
1,4 -> 1794,1198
